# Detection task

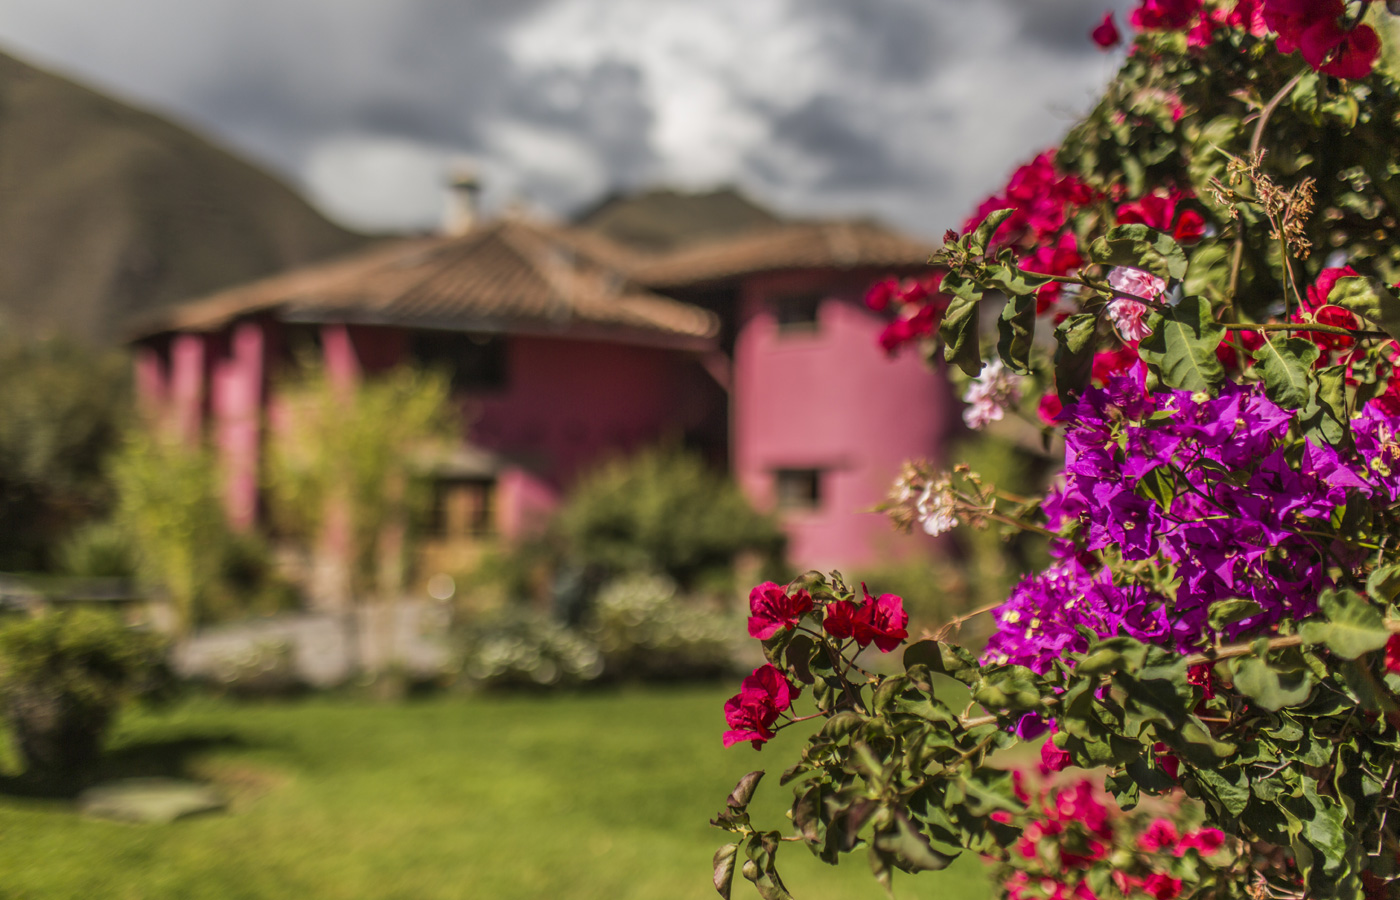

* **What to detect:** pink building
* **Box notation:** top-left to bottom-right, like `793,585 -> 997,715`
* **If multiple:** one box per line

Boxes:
129,195 -> 954,578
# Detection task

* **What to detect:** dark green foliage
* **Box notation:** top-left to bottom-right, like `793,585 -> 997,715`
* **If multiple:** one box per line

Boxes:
0,609 -> 168,775
553,446 -> 786,591
0,337 -> 129,570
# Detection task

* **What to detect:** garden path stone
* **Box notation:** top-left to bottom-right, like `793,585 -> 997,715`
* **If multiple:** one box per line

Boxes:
77,778 -> 226,824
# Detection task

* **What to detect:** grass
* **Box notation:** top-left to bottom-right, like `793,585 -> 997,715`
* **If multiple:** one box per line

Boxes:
0,686 -> 992,900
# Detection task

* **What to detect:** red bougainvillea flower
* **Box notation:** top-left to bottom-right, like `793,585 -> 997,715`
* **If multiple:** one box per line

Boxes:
1264,0 -> 1380,78
1091,11 -> 1122,47
1186,662 -> 1217,699
1175,827 -> 1227,856
863,277 -> 900,312
822,599 -> 860,641
1385,634 -> 1400,674
722,664 -> 798,749
1294,266 -> 1361,354
856,585 -> 910,651
1116,190 -> 1206,244
822,586 -> 909,651
1138,817 -> 1180,851
1143,873 -> 1184,900
1215,328 -> 1266,372
1037,394 -> 1065,426
1039,726 -> 1073,774
1130,0 -> 1203,31
747,581 -> 814,639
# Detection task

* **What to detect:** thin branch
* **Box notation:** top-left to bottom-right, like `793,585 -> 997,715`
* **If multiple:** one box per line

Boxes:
1221,321 -> 1389,339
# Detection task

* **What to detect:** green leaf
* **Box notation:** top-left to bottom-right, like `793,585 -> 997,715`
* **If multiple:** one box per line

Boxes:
785,635 -> 816,685
1299,589 -> 1390,660
1299,364 -> 1349,446
727,771 -> 766,811
1135,466 -> 1176,512
1138,295 -> 1225,392
1053,313 -> 1098,403
939,275 -> 983,378
996,289 -> 1037,375
903,640 -> 976,679
875,814 -> 958,873
1231,655 -> 1315,711
1251,336 -> 1320,409
1329,275 -> 1400,343
1366,564 -> 1400,604
1088,223 -> 1189,281
969,208 -> 1016,257
713,843 -> 739,900
1208,599 -> 1263,631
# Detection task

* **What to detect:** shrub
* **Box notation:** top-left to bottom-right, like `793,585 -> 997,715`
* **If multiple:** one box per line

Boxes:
459,609 -> 604,689
0,609 -> 168,776
0,337 -> 129,570
587,572 -> 741,681
555,446 -> 785,592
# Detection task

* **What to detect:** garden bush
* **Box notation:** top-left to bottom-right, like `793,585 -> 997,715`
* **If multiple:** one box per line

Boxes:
711,6 -> 1400,900
588,572 -> 743,681
551,445 -> 786,594
459,608 -> 605,689
0,609 -> 168,777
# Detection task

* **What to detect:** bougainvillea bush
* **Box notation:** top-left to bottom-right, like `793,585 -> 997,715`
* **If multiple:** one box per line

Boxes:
712,4 -> 1400,900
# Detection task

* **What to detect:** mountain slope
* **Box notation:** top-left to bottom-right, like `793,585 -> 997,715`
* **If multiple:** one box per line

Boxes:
0,50 -> 369,343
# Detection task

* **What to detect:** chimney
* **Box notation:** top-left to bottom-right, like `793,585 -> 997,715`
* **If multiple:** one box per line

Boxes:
443,161 -> 482,236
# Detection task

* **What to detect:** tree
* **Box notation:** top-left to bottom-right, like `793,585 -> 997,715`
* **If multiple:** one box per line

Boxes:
713,6 -> 1400,900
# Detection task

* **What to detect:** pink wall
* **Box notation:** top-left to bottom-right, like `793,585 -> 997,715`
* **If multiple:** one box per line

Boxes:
733,270 -> 956,570
467,334 -> 723,492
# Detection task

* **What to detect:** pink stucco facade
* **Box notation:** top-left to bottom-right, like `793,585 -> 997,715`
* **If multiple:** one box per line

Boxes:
134,321 -> 726,544
732,270 -> 957,569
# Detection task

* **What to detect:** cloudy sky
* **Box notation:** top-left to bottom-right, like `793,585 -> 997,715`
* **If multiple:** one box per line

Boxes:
0,0 -> 1137,238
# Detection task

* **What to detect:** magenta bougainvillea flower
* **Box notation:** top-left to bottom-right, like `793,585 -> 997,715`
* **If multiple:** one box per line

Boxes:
746,581 -> 813,639
722,664 -> 798,748
1263,0 -> 1380,78
1138,818 -> 1180,852
853,584 -> 909,651
1092,12 -> 1123,48
1175,828 -> 1226,856
986,375 -> 1400,671
821,587 -> 909,652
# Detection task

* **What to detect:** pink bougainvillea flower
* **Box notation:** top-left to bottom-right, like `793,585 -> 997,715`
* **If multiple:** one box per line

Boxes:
1037,394 -> 1065,426
853,584 -> 909,652
722,664 -> 798,749
1175,827 -> 1226,856
1091,12 -> 1122,47
1106,266 -> 1164,342
1294,266 -> 1361,354
1138,817 -> 1180,851
747,581 -> 814,639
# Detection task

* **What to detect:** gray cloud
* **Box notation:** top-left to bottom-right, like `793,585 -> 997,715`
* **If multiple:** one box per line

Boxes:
0,0 -> 1138,237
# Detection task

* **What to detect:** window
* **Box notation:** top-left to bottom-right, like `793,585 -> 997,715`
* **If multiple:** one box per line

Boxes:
772,293 -> 822,333
774,468 -> 823,511
428,478 -> 496,537
410,331 -> 507,391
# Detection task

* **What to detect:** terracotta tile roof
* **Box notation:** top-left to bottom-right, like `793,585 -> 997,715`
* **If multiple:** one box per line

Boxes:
632,219 -> 937,288
128,218 -> 717,350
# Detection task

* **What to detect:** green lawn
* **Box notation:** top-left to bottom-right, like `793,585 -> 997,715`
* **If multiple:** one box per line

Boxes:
0,686 -> 992,900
